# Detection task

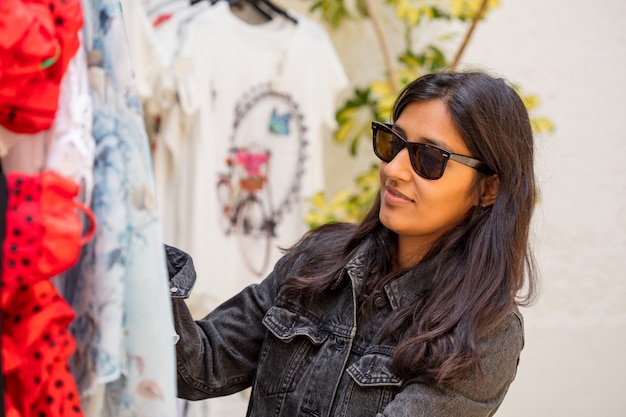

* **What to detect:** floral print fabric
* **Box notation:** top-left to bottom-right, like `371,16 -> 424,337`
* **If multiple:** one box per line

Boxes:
53,0 -> 178,415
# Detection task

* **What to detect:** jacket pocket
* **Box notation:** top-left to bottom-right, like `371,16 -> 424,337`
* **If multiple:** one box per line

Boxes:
257,305 -> 329,395
338,353 -> 402,416
347,352 -> 403,387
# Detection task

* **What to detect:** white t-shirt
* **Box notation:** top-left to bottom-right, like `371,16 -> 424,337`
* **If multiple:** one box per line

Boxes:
168,2 -> 348,316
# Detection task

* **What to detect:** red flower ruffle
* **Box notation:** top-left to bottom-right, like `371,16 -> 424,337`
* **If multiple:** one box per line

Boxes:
0,0 -> 83,133
2,170 -> 95,417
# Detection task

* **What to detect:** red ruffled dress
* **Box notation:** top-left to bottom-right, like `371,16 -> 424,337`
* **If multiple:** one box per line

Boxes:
0,0 -> 83,133
2,171 -> 95,417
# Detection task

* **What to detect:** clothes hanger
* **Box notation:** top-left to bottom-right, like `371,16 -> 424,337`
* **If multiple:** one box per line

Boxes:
236,0 -> 276,23
256,0 -> 298,24
196,0 -> 297,24
192,0 -> 272,22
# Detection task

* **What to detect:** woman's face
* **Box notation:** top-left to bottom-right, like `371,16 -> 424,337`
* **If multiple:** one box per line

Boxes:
379,99 -> 480,261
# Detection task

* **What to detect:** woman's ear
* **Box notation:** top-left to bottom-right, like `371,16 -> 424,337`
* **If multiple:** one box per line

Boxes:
480,174 -> 500,207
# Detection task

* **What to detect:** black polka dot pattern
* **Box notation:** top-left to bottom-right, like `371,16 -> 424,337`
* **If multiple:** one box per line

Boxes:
2,173 -> 85,416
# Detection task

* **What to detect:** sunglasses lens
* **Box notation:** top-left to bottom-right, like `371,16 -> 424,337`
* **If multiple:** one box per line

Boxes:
412,145 -> 446,179
374,128 -> 397,162
373,123 -> 447,179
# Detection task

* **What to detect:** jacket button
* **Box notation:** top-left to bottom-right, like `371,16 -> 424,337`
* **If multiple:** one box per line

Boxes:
374,294 -> 385,308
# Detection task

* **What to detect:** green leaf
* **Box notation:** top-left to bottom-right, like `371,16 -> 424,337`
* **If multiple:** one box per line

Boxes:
350,135 -> 359,156
335,115 -> 356,144
305,0 -> 351,27
531,117 -> 555,134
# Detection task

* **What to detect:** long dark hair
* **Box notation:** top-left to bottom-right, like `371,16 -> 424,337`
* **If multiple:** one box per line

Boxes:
279,71 -> 538,386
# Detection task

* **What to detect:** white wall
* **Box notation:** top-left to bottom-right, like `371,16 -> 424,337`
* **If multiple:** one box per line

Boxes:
284,0 -> 626,415
463,1 -> 626,416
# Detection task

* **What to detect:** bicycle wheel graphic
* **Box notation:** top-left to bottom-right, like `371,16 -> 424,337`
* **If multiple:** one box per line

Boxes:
235,195 -> 271,276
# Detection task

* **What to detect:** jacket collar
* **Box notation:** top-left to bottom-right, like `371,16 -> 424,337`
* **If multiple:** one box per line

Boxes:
342,240 -> 430,310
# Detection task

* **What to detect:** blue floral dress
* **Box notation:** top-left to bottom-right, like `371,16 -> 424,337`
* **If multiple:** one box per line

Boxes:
56,0 -> 178,415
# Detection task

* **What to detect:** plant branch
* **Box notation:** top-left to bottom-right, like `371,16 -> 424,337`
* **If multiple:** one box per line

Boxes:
363,0 -> 398,93
448,0 -> 489,71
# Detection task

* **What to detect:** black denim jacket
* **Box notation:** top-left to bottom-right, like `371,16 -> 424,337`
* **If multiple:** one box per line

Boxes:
165,232 -> 524,417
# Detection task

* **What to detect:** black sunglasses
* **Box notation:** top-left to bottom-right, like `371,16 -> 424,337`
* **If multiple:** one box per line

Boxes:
372,121 -> 494,180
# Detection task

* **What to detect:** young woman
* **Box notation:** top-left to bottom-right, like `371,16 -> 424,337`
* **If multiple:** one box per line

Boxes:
167,71 -> 538,416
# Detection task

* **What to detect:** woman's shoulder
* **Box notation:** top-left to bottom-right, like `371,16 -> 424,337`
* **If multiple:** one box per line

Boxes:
479,305 -> 525,355
443,305 -> 525,406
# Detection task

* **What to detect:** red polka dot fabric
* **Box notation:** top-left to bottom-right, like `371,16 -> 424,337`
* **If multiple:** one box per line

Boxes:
0,0 -> 83,133
2,171 -> 95,417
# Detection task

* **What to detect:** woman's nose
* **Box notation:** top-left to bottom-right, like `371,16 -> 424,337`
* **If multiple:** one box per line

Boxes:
382,148 -> 414,181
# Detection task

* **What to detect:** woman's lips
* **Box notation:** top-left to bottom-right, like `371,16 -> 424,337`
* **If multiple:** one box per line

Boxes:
384,186 -> 413,204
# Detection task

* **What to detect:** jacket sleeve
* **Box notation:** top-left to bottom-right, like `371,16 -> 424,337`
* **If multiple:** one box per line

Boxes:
171,256 -> 286,400
377,310 -> 524,417
172,275 -> 275,400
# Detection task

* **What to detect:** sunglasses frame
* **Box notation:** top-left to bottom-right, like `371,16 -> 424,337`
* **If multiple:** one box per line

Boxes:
372,121 -> 495,180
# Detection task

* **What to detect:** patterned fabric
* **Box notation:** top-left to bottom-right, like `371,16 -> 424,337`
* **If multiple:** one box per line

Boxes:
1,171 -> 91,417
45,36 -> 96,206
54,0 -> 178,415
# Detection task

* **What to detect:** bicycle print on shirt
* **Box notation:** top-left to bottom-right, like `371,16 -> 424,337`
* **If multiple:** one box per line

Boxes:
216,83 -> 308,276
